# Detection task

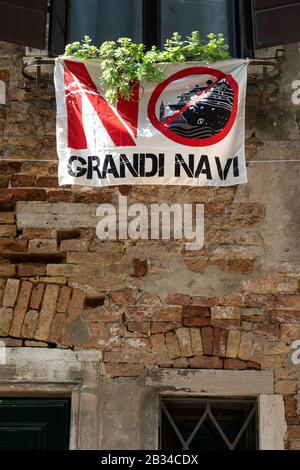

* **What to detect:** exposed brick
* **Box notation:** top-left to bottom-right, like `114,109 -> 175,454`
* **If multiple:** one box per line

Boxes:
35,176 -> 58,188
173,357 -> 189,368
133,259 -> 148,278
229,203 -> 265,227
189,356 -> 223,369
1,338 -> 22,347
10,174 -> 35,187
9,281 -> 32,337
266,342 -> 291,355
201,327 -> 214,355
24,341 -> 48,348
0,189 -> 46,204
150,322 -> 176,334
0,307 -> 13,336
211,306 -> 241,320
150,334 -> 169,363
22,228 -> 57,239
110,289 -> 136,305
184,258 -> 208,273
281,325 -> 300,341
60,239 -> 88,252
0,265 -> 17,277
127,322 -> 149,335
21,310 -> 39,338
286,426 -> 300,441
211,319 -> 241,329
249,335 -> 266,364
0,212 -> 14,224
2,279 -> 19,307
165,331 -> 181,359
253,323 -> 280,340
182,306 -> 210,318
66,288 -> 85,324
125,337 -> 151,352
226,330 -> 241,358
18,264 -> 46,277
0,162 -> 21,175
183,317 -> 211,327
74,190 -> 113,204
218,294 -> 246,307
243,274 -> 298,294
285,397 -> 300,425
245,293 -> 275,309
126,306 -> 182,322
30,284 -> 45,310
213,328 -> 228,357
0,225 -> 16,237
270,310 -> 300,324
166,294 -> 191,305
276,295 -> 300,310
0,239 -> 27,253
0,177 -> 9,189
238,332 -> 254,361
56,286 -> 71,313
190,297 -> 219,307
275,380 -> 297,395
176,328 -> 193,357
224,359 -> 247,370
241,308 -> 265,322
49,313 -> 65,344
227,258 -> 254,274
246,361 -> 260,370
138,292 -> 161,305
39,276 -> 66,285
28,239 -> 57,253
190,328 -> 203,355
34,284 -> 59,342
83,306 -> 123,322
47,190 -> 74,202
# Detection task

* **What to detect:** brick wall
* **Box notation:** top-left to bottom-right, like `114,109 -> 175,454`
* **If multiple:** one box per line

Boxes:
0,41 -> 300,449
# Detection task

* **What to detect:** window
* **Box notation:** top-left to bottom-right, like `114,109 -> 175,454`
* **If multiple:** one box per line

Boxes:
0,398 -> 71,450
67,0 -> 252,57
160,398 -> 258,450
69,0 -> 143,45
0,0 -> 300,57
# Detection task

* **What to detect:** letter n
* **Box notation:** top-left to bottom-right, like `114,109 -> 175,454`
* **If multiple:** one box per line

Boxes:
63,60 -> 138,149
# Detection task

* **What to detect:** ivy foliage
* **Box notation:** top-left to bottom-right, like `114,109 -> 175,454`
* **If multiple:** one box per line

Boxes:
64,32 -> 230,103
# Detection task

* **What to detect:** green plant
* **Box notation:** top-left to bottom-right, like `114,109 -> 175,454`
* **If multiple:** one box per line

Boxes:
64,32 -> 230,103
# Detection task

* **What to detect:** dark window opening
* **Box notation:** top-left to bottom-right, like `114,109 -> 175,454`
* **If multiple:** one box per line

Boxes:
160,397 -> 258,450
0,398 -> 71,450
67,0 -> 254,58
1,1 -> 300,57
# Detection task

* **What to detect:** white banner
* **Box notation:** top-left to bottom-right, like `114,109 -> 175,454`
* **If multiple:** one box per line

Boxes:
55,58 -> 248,187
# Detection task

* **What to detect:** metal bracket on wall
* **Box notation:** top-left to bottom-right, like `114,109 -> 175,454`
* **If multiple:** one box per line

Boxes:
22,51 -> 286,113
22,57 -> 55,98
248,49 -> 286,114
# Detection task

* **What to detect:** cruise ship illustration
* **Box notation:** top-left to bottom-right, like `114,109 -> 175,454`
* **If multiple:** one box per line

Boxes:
160,78 -> 235,139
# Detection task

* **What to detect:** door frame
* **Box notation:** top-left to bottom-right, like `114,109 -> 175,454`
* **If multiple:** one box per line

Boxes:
0,348 -> 102,450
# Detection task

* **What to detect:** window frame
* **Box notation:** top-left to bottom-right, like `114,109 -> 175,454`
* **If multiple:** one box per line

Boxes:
159,396 -> 259,450
62,0 -> 255,58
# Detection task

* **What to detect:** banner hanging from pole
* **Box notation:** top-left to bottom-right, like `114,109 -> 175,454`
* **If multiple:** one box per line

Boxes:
55,58 -> 248,187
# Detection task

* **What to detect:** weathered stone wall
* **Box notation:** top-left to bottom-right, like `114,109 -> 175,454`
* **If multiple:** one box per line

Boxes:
0,41 -> 300,449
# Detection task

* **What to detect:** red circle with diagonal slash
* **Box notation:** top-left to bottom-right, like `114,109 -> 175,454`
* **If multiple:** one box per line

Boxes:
148,66 -> 239,147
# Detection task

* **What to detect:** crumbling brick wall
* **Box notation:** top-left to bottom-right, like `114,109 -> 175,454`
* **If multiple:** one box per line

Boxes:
0,41 -> 300,449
